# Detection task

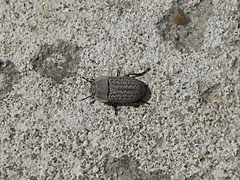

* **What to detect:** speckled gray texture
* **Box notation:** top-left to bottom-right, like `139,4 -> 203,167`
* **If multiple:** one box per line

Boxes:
0,0 -> 240,179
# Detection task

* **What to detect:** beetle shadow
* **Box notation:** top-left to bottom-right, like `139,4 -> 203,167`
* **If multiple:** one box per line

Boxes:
104,82 -> 152,114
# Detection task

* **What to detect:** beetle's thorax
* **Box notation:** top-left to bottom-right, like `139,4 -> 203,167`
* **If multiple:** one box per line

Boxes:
93,77 -> 109,103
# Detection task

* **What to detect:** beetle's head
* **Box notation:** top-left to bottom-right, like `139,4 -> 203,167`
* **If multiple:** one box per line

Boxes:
81,77 -> 95,101
89,82 -> 96,96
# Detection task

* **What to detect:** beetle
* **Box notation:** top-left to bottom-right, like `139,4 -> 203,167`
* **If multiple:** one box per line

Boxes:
81,68 -> 150,115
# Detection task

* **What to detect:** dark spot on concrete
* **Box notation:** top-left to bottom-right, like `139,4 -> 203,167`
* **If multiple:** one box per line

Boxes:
156,1 -> 213,53
104,155 -> 170,180
0,60 -> 21,98
31,40 -> 83,83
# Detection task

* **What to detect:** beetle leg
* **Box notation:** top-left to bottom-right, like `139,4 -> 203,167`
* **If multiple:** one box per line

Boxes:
126,68 -> 150,77
117,70 -> 120,76
108,103 -> 118,115
90,99 -> 96,104
139,100 -> 150,105
114,107 -> 118,115
113,105 -> 118,115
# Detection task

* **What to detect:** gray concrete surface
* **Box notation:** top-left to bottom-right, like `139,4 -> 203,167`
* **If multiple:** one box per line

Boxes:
0,0 -> 240,179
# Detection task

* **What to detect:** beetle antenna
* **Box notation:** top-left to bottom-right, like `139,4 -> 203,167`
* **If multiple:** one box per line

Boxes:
82,77 -> 94,83
80,95 -> 93,101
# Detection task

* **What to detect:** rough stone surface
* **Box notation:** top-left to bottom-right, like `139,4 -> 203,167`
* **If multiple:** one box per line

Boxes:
0,0 -> 240,179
